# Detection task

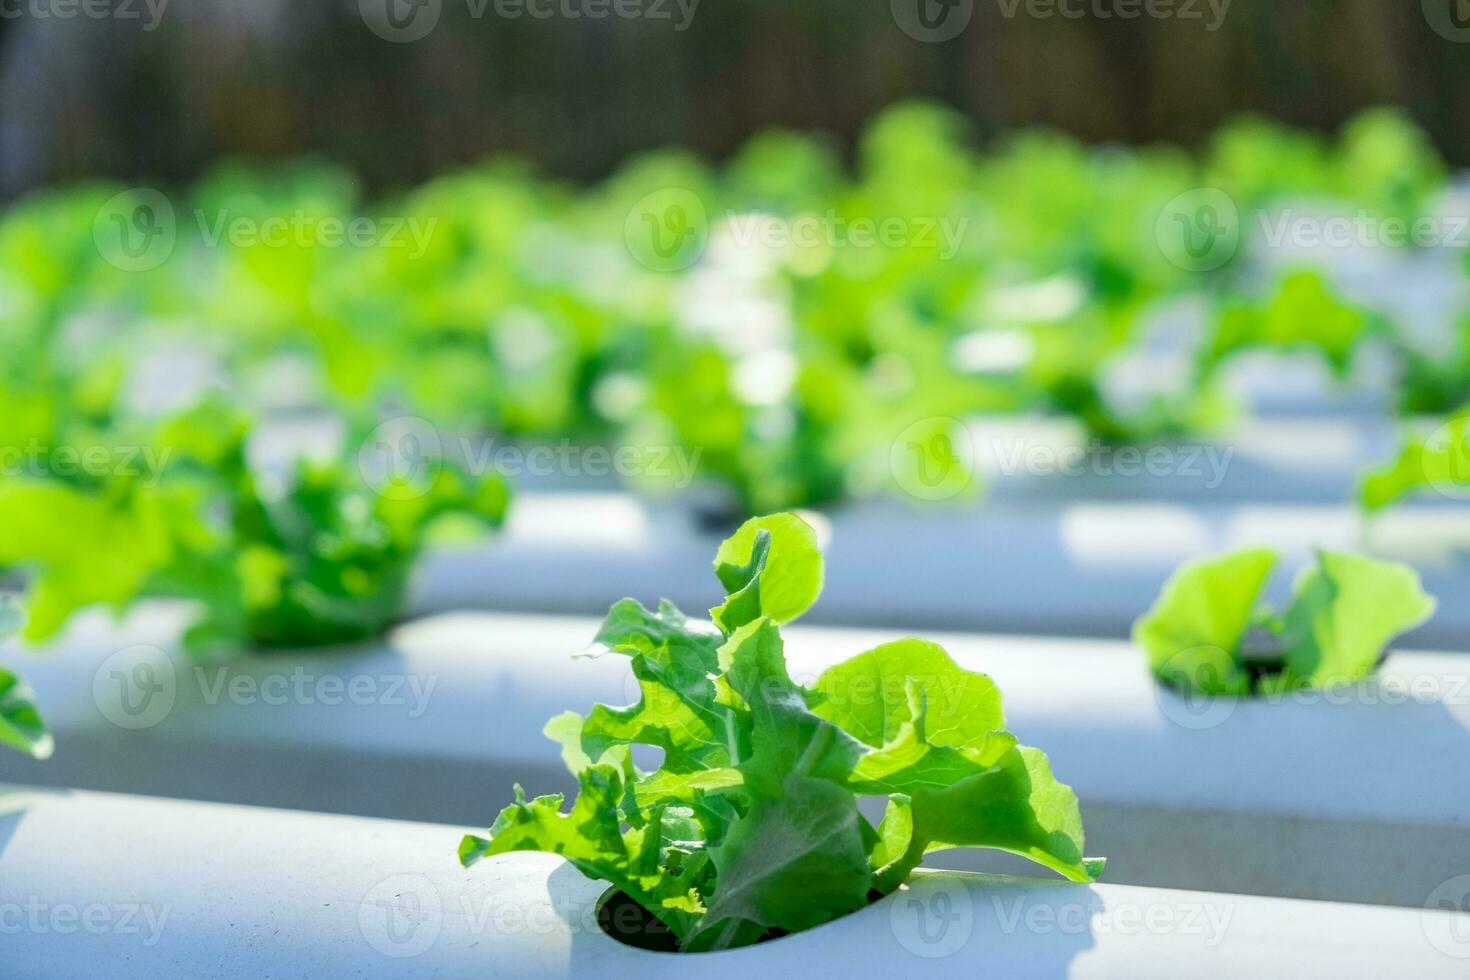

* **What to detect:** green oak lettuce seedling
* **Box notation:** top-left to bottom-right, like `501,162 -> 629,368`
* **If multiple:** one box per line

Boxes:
1203,270 -> 1377,378
1135,547 -> 1436,696
461,513 -> 1102,952
0,403 -> 510,656
1357,410 -> 1470,512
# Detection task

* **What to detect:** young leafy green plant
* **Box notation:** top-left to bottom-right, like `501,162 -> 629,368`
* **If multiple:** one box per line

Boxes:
151,405 -> 513,656
461,512 -> 1102,952
1202,270 -> 1377,378
1134,547 -> 1436,696
0,601 -> 52,759
0,402 -> 511,657
1357,410 -> 1470,513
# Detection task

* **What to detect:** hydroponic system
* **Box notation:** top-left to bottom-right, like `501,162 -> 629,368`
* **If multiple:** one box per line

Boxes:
1,5 -> 1470,977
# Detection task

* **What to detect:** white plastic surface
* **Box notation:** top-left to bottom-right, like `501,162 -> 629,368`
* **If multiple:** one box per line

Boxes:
2,607 -> 1468,907
410,492 -> 1470,649
1,788 -> 1466,979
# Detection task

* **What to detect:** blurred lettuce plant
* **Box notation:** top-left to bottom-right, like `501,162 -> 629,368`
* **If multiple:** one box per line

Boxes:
1135,548 -> 1435,696
1358,408 -> 1470,512
0,602 -> 51,759
0,103 -> 1455,519
0,403 -> 509,657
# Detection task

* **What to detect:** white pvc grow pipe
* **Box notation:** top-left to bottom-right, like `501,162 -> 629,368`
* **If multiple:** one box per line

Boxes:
0,787 -> 1465,979
411,491 -> 1470,649
2,607 -> 1467,909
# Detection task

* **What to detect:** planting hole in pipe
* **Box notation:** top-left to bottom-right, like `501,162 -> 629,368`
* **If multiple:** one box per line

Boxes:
596,888 -> 683,953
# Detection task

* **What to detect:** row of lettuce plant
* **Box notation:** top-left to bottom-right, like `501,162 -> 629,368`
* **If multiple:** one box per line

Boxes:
0,103 -> 1462,521
0,101 -> 1461,749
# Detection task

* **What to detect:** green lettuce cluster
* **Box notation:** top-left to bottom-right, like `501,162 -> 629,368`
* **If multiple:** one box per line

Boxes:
0,402 -> 510,656
1358,410 -> 1470,512
1204,270 -> 1378,377
1134,548 -> 1436,696
461,513 -> 1102,952
3,104 -> 1452,519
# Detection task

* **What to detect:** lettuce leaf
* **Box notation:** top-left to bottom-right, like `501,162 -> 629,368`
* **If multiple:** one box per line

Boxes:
1358,411 -> 1470,513
0,603 -> 51,759
1204,271 -> 1374,377
710,513 -> 824,633
1277,550 -> 1436,688
1132,548 -> 1277,696
1135,547 -> 1436,696
463,512 -> 1101,952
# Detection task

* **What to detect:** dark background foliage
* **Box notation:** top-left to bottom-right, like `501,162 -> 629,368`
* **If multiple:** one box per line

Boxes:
1,0 -> 1465,198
